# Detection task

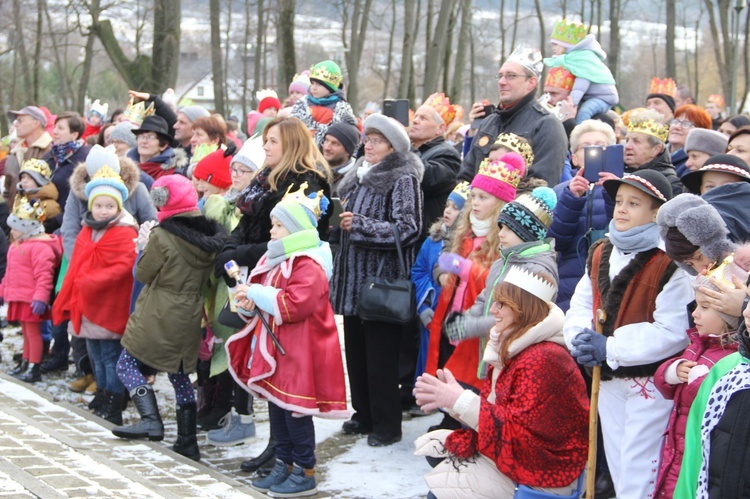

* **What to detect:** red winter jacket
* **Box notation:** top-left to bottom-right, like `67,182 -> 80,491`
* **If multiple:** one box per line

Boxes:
653,329 -> 738,498
0,236 -> 62,304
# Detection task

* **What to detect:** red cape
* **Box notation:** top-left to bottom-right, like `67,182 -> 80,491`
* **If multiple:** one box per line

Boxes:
425,235 -> 491,390
53,224 -> 137,335
82,123 -> 102,140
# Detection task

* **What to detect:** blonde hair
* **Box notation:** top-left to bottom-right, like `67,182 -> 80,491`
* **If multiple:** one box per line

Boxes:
449,196 -> 506,268
259,117 -> 332,190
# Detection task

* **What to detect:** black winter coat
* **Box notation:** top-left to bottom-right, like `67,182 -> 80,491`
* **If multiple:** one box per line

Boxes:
415,137 -> 461,235
625,149 -> 684,196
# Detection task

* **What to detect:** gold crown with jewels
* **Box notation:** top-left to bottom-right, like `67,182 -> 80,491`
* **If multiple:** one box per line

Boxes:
12,196 -> 46,223
20,158 -> 52,180
628,118 -> 669,143
477,157 -> 523,188
648,77 -> 676,98
281,182 -> 325,219
122,97 -> 155,126
493,133 -> 535,167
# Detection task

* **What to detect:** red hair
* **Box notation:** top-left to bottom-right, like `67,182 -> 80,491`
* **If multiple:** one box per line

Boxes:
674,104 -> 711,130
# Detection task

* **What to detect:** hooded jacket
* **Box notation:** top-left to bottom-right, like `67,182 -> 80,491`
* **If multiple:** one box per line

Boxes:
61,156 -> 157,259
330,151 -> 425,316
121,213 -> 226,373
701,181 -> 750,243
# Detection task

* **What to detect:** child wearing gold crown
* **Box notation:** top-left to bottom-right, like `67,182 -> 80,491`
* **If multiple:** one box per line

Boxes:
291,60 -> 357,147
52,165 -> 138,425
15,158 -> 61,233
414,267 -> 589,497
424,153 -> 528,434
226,183 -> 347,497
1,197 -> 62,383
544,19 -> 619,124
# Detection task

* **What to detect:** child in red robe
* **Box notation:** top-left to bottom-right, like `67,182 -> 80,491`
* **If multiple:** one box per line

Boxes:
53,162 -> 138,424
227,182 -> 347,498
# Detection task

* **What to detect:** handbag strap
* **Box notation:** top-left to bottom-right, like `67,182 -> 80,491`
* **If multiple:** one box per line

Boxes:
375,223 -> 408,278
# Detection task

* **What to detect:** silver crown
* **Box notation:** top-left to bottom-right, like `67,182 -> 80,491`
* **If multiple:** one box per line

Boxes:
502,266 -> 556,302
507,46 -> 544,78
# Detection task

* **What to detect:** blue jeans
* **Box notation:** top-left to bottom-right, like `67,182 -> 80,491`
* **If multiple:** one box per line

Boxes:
87,339 -> 125,394
576,97 -> 612,124
270,402 -> 316,469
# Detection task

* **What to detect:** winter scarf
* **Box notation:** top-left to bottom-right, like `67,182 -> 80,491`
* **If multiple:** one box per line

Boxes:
82,211 -> 120,231
607,220 -> 661,253
224,187 -> 242,204
470,213 -> 492,237
52,140 -> 84,165
356,161 -> 376,182
235,167 -> 271,216
265,229 -> 321,267
308,92 -> 343,107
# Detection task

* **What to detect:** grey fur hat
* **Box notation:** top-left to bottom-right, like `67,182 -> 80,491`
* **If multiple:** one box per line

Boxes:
656,193 -> 736,274
363,114 -> 410,154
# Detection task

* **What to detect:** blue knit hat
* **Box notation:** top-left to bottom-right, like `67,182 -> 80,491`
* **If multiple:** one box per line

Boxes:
447,181 -> 470,211
85,165 -> 129,210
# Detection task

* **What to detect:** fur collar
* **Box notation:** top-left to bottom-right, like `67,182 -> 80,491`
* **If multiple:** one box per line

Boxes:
428,219 -> 447,241
337,151 -> 424,196
158,214 -> 227,254
70,156 -> 143,201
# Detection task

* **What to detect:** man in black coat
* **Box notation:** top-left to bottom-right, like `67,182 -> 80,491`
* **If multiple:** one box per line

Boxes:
409,101 -> 461,238
458,47 -> 568,186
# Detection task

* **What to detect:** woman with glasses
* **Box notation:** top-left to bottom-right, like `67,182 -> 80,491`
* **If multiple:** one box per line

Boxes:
330,114 -> 424,447
130,115 -> 189,181
213,116 -> 331,473
667,105 -> 712,177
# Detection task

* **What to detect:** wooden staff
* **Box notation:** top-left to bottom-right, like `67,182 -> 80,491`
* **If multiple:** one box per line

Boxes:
586,308 -> 607,499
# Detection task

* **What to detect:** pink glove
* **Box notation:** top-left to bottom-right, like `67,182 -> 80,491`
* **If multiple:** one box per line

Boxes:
30,300 -> 47,316
414,368 -> 465,413
438,253 -> 473,280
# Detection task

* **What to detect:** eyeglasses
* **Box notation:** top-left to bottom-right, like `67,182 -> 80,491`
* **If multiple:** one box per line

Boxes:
497,73 -> 531,82
136,133 -> 159,142
363,136 -> 389,146
668,119 -> 695,129
230,165 -> 253,175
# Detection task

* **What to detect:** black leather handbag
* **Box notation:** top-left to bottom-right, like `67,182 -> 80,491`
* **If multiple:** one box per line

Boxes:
356,223 -> 416,325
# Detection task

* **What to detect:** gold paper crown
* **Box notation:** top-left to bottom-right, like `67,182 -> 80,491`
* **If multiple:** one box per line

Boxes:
424,93 -> 458,126
450,181 -> 471,201
91,164 -> 121,182
628,118 -> 669,143
493,133 -> 535,167
477,158 -> 523,188
545,67 -> 575,92
502,266 -> 556,302
648,77 -> 676,98
551,19 -> 588,46
20,158 -> 52,180
122,97 -> 155,126
281,181 -> 324,219
694,255 -> 749,291
12,196 -> 46,223
707,94 -> 725,108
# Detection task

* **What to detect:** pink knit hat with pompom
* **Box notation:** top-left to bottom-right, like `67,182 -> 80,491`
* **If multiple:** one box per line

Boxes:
150,174 -> 199,222
470,152 -> 526,202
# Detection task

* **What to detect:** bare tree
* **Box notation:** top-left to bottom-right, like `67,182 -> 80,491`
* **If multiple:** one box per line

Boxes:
423,0 -> 457,98
210,0 -> 225,115
608,0 -> 622,82
450,0 -> 472,102
666,0 -> 676,77
381,0 -> 398,101
33,0 -> 44,102
397,0 -> 418,98
341,0 -> 374,113
534,0 -> 546,58
276,0 -> 296,100
253,0 -> 265,104
11,0 -> 33,102
703,0 -> 733,104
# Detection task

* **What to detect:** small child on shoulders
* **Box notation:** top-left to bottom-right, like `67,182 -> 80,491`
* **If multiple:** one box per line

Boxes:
544,19 -> 619,124
291,60 -> 358,147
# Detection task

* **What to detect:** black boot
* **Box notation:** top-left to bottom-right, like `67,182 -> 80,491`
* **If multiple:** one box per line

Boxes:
18,363 -> 41,383
100,392 -> 124,426
240,436 -> 276,472
40,355 -> 69,373
172,403 -> 200,461
112,385 -> 164,441
90,389 -> 106,413
9,359 -> 29,377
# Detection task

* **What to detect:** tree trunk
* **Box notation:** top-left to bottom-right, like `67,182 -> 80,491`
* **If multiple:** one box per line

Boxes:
397,0 -> 417,98
46,0 -> 78,110
534,0 -> 546,58
345,0 -> 374,113
254,0 -> 265,103
703,0 -> 732,103
450,0 -> 472,102
511,0 -> 520,53
152,0 -> 181,92
441,2 -> 459,95
500,0 -> 506,62
210,0 -> 226,116
12,0 -> 33,102
276,0 -> 296,100
382,0 -> 398,101
666,0 -> 676,77
469,21 -> 476,105
223,0 -> 233,110
33,0 -> 43,103
243,0 -> 252,130
608,0 -> 621,82
423,0 -> 456,98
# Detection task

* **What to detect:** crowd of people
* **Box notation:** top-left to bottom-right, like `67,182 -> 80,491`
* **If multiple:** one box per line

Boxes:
1,18 -> 750,499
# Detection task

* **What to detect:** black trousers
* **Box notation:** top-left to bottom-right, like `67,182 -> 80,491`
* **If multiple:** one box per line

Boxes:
343,315 -> 403,436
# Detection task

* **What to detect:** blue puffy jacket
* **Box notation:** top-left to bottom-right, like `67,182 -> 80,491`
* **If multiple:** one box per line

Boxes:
548,181 -> 613,312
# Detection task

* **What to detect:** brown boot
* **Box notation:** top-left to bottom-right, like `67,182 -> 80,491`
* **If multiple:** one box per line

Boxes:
68,373 -> 94,393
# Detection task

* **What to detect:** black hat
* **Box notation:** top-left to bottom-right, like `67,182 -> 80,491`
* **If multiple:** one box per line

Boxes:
681,153 -> 750,194
646,93 -> 676,113
325,122 -> 360,156
132,115 -> 173,143
603,169 -> 673,204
